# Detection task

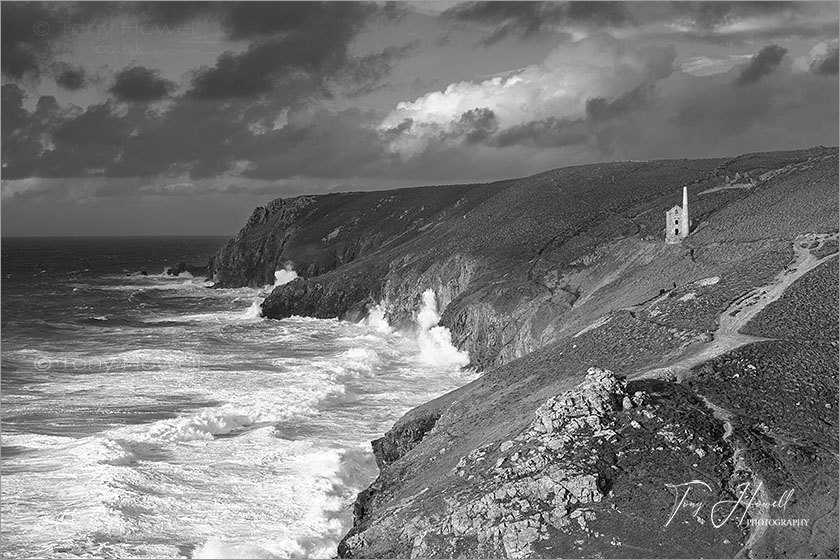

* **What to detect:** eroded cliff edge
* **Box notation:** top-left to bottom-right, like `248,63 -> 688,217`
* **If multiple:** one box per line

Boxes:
210,147 -> 837,371
211,147 -> 839,557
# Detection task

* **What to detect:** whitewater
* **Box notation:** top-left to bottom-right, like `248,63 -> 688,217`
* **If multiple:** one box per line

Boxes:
1,237 -> 476,559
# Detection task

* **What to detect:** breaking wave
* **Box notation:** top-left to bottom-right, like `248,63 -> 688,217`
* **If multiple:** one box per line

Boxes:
274,264 -> 299,287
242,299 -> 264,319
2,262 -> 477,559
360,304 -> 392,334
415,289 -> 470,367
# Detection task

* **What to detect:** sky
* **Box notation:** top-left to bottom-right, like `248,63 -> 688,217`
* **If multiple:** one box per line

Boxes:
1,1 -> 838,236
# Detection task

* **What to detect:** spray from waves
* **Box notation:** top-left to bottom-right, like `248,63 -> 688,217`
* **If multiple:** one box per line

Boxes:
193,539 -> 276,559
135,396 -> 326,443
242,300 -> 264,319
190,443 -> 355,560
273,264 -> 299,287
415,289 -> 470,367
359,304 -> 392,334
339,347 -> 381,374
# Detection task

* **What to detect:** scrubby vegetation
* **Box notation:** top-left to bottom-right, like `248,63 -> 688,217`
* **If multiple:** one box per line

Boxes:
740,257 -> 838,340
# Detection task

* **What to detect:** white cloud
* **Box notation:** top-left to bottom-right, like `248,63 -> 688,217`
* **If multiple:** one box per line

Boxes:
680,54 -> 752,77
792,40 -> 840,73
379,34 -> 676,158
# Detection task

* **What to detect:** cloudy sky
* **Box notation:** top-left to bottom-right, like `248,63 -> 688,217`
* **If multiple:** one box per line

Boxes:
2,1 -> 838,236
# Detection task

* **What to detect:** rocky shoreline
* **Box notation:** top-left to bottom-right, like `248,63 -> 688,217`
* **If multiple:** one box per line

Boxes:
209,147 -> 839,558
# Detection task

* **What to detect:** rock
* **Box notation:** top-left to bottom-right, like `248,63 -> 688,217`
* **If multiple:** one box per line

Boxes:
370,368 -> 629,558
165,262 -> 188,276
371,409 -> 443,471
165,262 -> 208,277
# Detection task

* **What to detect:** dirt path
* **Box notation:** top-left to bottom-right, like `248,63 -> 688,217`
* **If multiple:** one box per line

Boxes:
698,183 -> 755,196
634,232 -> 838,383
632,232 -> 837,556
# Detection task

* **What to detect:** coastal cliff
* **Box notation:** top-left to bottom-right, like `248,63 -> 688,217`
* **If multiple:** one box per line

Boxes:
210,147 -> 837,369
211,147 -> 839,557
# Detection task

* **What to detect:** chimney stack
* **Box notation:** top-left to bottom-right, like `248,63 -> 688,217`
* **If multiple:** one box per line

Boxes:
681,186 -> 689,238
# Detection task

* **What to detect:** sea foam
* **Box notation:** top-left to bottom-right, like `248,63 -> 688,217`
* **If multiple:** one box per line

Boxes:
415,289 -> 470,367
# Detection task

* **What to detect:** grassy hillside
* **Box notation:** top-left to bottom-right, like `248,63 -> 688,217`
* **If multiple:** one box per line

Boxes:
213,146 -> 837,371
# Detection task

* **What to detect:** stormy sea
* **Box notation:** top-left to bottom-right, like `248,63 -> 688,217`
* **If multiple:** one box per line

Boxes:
0,236 -> 475,559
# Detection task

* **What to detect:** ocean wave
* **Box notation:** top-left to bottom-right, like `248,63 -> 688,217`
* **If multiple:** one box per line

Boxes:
241,300 -> 264,320
193,538 -> 279,559
139,408 -> 269,442
66,437 -> 138,466
339,347 -> 381,373
415,290 -> 470,367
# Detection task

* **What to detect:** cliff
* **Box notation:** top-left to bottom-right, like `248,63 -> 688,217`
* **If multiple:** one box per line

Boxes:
211,147 -> 837,370
211,147 -> 839,557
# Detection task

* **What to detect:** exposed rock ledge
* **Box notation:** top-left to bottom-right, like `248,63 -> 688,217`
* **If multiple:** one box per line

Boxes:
339,368 -> 748,558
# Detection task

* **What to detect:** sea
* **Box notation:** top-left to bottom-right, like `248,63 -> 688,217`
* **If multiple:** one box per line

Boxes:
1,236 -> 475,559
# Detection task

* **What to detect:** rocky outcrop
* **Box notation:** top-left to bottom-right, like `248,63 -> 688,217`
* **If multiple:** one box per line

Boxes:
165,262 -> 207,277
437,368 -> 636,558
371,409 -> 443,471
261,262 -> 387,322
210,196 -> 317,287
339,369 -> 749,558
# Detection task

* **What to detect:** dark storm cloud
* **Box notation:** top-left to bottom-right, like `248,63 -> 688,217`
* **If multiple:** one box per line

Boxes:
734,44 -> 787,85
238,109 -> 388,180
1,84 -> 133,179
107,98 -> 250,180
1,2 -> 67,79
109,66 -> 176,102
495,117 -> 589,148
490,83 -> 656,151
39,103 -> 131,177
187,36 -> 332,99
220,1 -> 374,40
452,108 -> 499,144
383,118 -> 414,136
444,1 -> 629,44
586,82 -> 657,122
0,2 -> 130,80
669,1 -> 801,30
1,84 -> 43,179
187,2 -> 378,99
340,41 -> 419,97
1,2 -> 407,182
130,1 -> 222,26
812,47 -> 839,75
54,63 -> 88,91
443,1 -> 833,45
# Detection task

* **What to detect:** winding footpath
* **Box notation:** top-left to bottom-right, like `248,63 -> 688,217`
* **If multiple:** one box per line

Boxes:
636,232 -> 837,382
634,232 -> 838,557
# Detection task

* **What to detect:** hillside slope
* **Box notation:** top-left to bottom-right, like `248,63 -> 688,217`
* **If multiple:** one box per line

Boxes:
210,147 -> 837,371
212,147 -> 838,558
338,229 -> 838,559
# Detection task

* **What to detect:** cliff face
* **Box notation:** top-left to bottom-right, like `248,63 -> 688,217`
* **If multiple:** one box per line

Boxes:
339,369 -> 748,558
211,147 -> 838,370
212,147 -> 839,558
335,150 -> 839,559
